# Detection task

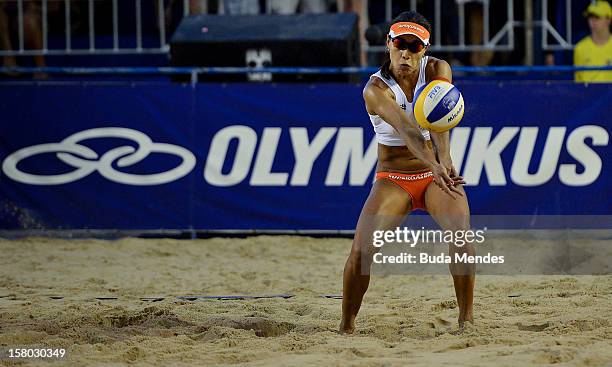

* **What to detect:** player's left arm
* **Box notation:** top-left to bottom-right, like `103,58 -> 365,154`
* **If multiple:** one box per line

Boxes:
426,58 -> 458,178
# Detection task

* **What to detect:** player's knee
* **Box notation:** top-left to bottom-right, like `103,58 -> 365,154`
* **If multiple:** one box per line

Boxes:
441,211 -> 470,232
449,241 -> 475,255
347,244 -> 375,272
344,249 -> 362,276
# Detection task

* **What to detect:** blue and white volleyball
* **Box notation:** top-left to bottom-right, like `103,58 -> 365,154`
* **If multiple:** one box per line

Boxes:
413,80 -> 465,133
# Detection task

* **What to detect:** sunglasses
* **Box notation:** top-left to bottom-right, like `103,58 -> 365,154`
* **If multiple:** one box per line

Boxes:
391,37 -> 426,53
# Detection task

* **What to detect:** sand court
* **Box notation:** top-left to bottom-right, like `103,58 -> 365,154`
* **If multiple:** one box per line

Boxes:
0,235 -> 611,366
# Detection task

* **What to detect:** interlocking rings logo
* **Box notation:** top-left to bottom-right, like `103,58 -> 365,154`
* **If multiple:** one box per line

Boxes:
2,127 -> 196,186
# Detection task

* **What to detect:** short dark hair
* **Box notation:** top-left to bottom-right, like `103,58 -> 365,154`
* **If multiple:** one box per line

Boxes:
381,11 -> 432,79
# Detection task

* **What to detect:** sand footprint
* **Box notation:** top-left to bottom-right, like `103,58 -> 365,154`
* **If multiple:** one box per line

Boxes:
517,321 -> 550,332
427,316 -> 453,334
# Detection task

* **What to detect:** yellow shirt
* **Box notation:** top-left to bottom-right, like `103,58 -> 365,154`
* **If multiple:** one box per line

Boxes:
573,36 -> 612,83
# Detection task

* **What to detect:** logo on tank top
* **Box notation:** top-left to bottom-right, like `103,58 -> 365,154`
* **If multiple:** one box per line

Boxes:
400,103 -> 407,110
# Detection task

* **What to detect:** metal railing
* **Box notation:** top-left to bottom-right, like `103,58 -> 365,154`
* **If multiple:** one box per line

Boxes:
0,0 -> 193,56
1,65 -> 611,84
2,65 -> 610,73
365,0 -> 516,53
372,0 -> 579,53
540,0 -> 572,50
0,0 -> 589,58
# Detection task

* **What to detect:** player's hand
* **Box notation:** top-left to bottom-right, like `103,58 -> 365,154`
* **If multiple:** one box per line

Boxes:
431,163 -> 464,199
440,158 -> 466,185
447,164 -> 466,186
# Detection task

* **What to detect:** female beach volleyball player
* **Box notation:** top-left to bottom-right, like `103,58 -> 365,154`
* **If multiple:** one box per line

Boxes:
340,11 -> 475,333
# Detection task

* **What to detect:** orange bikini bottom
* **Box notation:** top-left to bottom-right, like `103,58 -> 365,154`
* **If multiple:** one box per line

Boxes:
376,171 -> 434,211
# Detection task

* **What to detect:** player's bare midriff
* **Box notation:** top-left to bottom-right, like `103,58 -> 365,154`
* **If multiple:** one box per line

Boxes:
376,141 -> 434,174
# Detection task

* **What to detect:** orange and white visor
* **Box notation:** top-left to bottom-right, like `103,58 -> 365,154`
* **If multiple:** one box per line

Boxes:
389,22 -> 431,45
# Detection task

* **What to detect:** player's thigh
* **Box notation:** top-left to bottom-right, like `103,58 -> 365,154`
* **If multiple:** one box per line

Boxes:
352,179 -> 411,256
424,183 -> 470,231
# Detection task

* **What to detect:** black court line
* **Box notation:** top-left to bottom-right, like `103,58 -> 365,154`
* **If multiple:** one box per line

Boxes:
176,294 -> 295,301
30,294 -> 343,301
46,296 -> 161,301
322,295 -> 343,299
140,297 -> 165,302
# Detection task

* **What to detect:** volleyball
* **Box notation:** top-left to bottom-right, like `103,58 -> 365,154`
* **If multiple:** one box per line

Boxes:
413,80 -> 465,133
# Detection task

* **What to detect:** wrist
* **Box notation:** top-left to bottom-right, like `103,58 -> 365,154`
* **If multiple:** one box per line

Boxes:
427,161 -> 441,170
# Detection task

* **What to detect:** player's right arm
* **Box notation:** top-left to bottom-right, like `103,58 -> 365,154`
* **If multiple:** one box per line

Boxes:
363,79 -> 462,198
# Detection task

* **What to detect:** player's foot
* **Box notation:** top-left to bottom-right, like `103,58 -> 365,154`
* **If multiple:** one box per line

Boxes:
339,320 -> 355,334
458,312 -> 474,329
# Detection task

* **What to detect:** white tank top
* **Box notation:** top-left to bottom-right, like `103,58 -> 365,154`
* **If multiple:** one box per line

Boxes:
368,56 -> 431,146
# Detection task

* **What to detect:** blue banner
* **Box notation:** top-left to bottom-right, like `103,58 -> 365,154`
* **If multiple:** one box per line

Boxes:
1,81 -> 610,230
